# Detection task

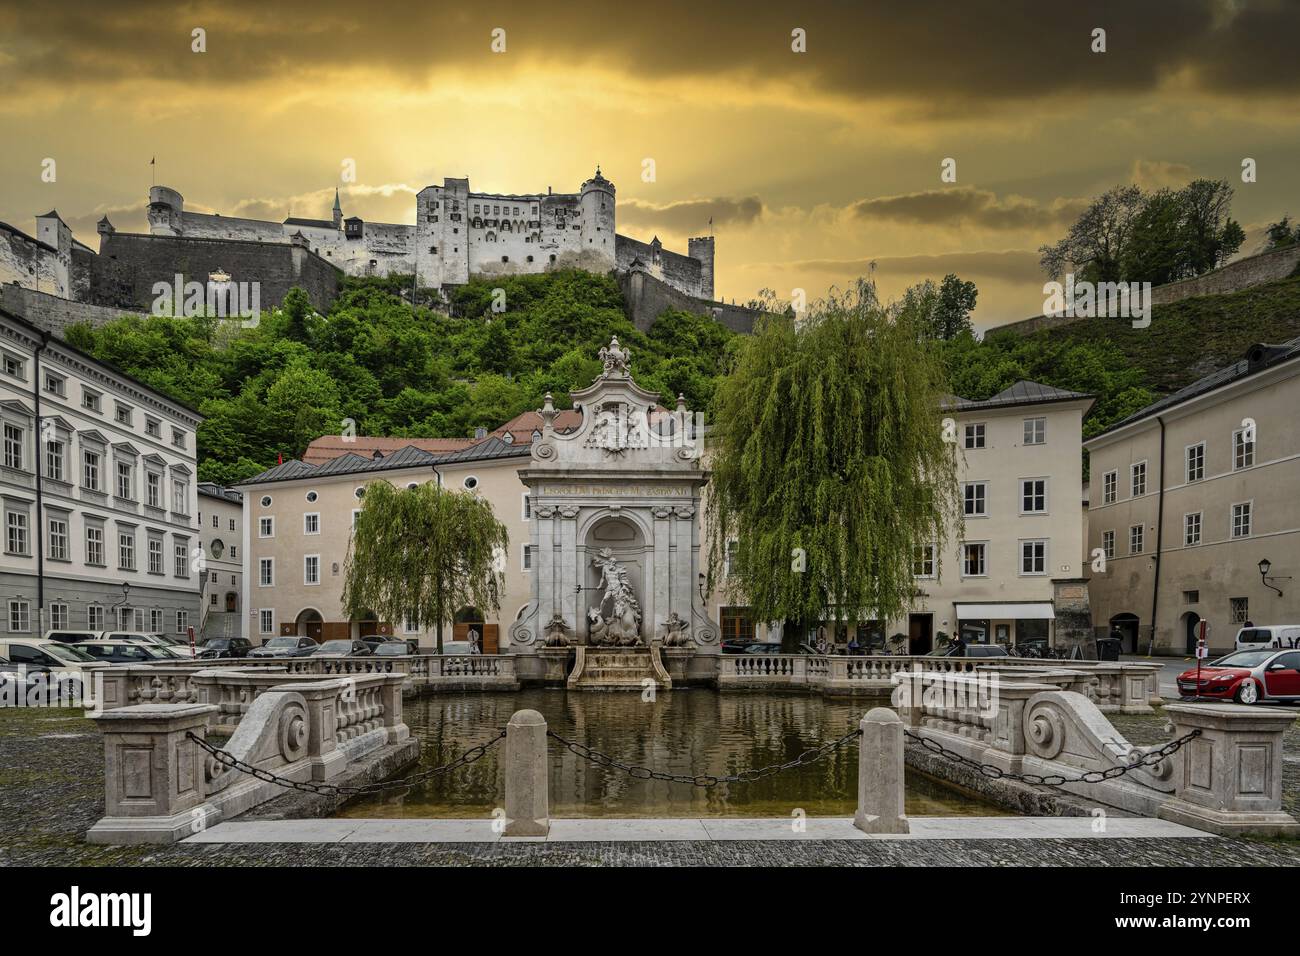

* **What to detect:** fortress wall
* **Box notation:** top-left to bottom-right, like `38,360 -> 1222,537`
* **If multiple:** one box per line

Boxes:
619,268 -> 761,335
0,284 -> 150,334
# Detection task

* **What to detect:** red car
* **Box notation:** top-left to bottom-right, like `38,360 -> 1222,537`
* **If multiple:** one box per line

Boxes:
1177,648 -> 1300,704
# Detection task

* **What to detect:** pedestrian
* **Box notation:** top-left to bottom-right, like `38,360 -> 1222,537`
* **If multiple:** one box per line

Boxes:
468,626 -> 481,655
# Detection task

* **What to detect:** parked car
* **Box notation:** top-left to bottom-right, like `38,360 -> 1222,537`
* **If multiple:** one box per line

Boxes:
373,642 -> 413,658
361,635 -> 402,652
1177,648 -> 1300,704
0,639 -> 101,699
721,637 -> 762,654
93,632 -> 197,658
71,641 -> 175,664
248,636 -> 320,659
1234,625 -> 1300,652
742,642 -> 820,655
434,640 -> 474,656
42,629 -> 102,644
195,637 -> 253,660
310,639 -> 373,657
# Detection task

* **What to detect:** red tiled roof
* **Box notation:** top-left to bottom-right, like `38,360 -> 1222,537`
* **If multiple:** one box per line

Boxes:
303,435 -> 475,464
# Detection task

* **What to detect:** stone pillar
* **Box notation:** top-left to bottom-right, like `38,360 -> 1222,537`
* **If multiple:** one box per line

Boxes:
854,707 -> 909,834
503,709 -> 550,837
87,702 -> 219,845
560,510 -> 579,640
381,673 -> 409,745
295,679 -> 345,780
1157,702 -> 1300,838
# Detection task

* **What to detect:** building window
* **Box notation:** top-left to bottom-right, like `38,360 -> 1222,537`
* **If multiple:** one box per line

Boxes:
174,543 -> 188,577
1,352 -> 23,378
83,450 -> 100,491
1102,529 -> 1115,559
5,510 -> 29,555
1185,443 -> 1204,483
461,476 -> 478,491
229,517 -> 236,531
912,544 -> 935,578
43,371 -> 65,396
229,545 -> 237,560
963,482 -> 987,517
1184,512 -> 1202,547
48,517 -> 68,560
145,418 -> 161,439
145,472 -> 161,507
150,609 -> 163,632
46,440 -> 64,481
116,461 -> 134,499
1183,590 -> 1199,605
82,389 -> 101,413
1022,418 -> 1046,445
211,514 -> 218,529
521,544 -> 533,571
962,542 -> 987,577
50,603 -> 68,630
1233,428 -> 1255,470
724,540 -> 739,577
118,531 -> 135,570
86,526 -> 104,566
1229,597 -> 1249,625
259,609 -> 275,634
1131,461 -> 1147,497
2,423 -> 23,470
1020,539 -> 1047,575
1231,501 -> 1252,538
176,610 -> 189,634
171,429 -> 186,450
522,494 -> 531,520
114,404 -> 133,426
259,517 -> 274,537
88,605 -> 104,630
304,513 -> 320,535
963,423 -> 986,449
719,606 -> 755,642
1020,478 -> 1047,513
171,478 -> 188,514
304,555 -> 320,585
1129,524 -> 1144,555
8,600 -> 30,633
148,538 -> 163,574
259,558 -> 274,587
1102,470 -> 1117,504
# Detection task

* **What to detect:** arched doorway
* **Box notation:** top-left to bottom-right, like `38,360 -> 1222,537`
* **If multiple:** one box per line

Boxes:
295,608 -> 323,641
1180,611 -> 1202,655
454,606 -> 494,653
1109,612 -> 1140,655
582,515 -> 648,642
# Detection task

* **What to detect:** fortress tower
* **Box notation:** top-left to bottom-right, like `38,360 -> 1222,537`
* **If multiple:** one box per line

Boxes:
147,186 -> 184,236
580,166 -> 617,261
688,236 -> 714,300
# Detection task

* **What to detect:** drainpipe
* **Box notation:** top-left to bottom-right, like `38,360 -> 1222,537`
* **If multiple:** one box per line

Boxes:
33,332 -> 48,633
1147,415 -> 1166,656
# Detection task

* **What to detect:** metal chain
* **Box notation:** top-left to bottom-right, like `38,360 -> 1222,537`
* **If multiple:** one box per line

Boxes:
185,729 -> 506,797
903,727 -> 1202,786
546,727 -> 863,789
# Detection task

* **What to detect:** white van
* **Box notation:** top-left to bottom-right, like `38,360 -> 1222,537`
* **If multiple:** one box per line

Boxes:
1234,625 -> 1300,651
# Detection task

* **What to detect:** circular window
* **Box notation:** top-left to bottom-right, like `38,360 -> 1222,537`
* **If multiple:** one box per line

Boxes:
354,486 -> 366,499
305,491 -> 318,503
463,475 -> 479,491
260,495 -> 272,507
407,482 -> 419,490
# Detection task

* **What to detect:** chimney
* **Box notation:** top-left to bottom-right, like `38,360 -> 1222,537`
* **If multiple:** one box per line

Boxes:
474,426 -> 488,439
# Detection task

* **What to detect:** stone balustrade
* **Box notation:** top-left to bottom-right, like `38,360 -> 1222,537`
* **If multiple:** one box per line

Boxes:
897,668 -> 1298,835
87,671 -> 413,845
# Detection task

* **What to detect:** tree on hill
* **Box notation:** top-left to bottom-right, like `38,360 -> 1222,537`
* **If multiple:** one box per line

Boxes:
1263,216 -> 1300,250
343,481 -> 509,653
705,280 -> 961,650
897,274 -> 979,340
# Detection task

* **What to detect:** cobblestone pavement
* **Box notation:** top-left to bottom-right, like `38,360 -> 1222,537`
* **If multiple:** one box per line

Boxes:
2,707 -> 1298,867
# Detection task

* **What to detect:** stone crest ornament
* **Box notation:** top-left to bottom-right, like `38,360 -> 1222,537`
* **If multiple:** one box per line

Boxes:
657,611 -> 691,647
598,336 -> 631,377
542,612 -> 571,647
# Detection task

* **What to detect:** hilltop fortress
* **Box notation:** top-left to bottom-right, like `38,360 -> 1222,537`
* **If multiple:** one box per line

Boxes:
1,168 -> 759,334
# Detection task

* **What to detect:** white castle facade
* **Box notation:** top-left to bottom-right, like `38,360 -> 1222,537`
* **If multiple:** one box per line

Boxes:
143,168 -> 715,300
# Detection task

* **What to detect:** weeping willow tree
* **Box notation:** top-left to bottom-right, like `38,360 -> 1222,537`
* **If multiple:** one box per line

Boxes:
343,481 -> 509,653
705,280 -> 962,649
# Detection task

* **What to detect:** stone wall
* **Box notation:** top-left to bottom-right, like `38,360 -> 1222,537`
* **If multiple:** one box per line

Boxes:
94,232 -> 342,313
993,244 -> 1300,338
618,267 -> 763,335
0,222 -> 67,297
0,284 -> 150,333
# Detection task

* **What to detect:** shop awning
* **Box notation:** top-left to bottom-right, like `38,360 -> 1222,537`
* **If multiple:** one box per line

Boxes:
955,602 -> 1055,620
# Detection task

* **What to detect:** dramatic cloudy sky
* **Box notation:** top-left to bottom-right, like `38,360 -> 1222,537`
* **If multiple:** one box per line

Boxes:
2,0 -> 1297,329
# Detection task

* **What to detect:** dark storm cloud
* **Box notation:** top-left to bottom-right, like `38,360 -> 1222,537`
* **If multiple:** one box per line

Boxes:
0,0 -> 1295,103
849,188 -> 1087,231
619,196 -> 763,233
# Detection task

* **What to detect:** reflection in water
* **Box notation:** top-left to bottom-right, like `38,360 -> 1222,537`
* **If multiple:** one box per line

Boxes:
339,689 -> 1003,819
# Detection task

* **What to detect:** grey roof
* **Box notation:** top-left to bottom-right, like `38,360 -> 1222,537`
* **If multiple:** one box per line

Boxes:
433,436 -> 533,465
237,444 -> 443,486
283,217 -> 335,229
942,380 -> 1093,412
198,481 -> 243,503
1092,337 -> 1300,439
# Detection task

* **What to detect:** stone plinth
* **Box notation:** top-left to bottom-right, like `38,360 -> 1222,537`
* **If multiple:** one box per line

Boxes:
1157,702 -> 1300,838
503,709 -> 549,837
567,645 -> 671,691
854,708 -> 909,834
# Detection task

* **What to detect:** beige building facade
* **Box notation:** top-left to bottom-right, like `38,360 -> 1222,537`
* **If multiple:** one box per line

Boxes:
197,482 -> 244,640
1085,339 -> 1300,656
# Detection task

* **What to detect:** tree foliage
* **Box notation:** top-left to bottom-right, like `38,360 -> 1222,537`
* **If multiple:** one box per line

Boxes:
342,481 -> 509,652
705,280 -> 961,641
1041,179 -> 1245,284
897,273 -> 979,340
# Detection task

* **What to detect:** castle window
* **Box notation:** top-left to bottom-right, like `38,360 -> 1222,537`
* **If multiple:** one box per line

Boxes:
429,246 -> 437,254
526,256 -> 533,263
502,256 -> 509,263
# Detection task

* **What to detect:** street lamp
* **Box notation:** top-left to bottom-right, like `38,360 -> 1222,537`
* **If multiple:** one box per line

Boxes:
1258,558 -> 1290,598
